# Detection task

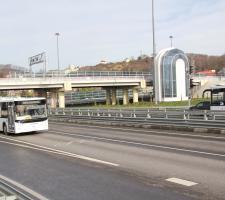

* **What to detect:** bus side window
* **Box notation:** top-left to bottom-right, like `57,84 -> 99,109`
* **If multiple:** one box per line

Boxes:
1,102 -> 8,118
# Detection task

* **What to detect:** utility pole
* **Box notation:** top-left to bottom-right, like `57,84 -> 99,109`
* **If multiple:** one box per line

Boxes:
169,35 -> 173,47
55,32 -> 60,76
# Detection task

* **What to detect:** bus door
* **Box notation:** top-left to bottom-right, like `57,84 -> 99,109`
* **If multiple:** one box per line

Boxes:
7,102 -> 15,132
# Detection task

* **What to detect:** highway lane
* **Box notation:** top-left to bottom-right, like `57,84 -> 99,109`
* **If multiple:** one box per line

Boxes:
0,138 -> 191,200
48,122 -> 225,156
1,122 -> 225,199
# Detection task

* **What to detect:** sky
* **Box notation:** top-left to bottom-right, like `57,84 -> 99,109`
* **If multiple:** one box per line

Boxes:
0,0 -> 225,70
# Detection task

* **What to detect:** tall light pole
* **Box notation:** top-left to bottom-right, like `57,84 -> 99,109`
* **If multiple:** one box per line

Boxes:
169,35 -> 173,47
55,32 -> 60,76
152,0 -> 156,58
152,0 -> 157,104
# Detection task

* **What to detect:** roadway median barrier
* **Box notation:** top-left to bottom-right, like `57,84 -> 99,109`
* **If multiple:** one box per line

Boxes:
48,108 -> 225,135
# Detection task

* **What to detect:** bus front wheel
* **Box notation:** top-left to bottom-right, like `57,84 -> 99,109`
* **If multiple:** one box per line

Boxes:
3,124 -> 8,136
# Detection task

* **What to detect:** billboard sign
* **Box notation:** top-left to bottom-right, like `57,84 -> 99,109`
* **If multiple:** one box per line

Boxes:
29,52 -> 46,66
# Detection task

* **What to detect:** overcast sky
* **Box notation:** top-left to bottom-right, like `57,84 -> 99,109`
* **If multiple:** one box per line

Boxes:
0,0 -> 224,70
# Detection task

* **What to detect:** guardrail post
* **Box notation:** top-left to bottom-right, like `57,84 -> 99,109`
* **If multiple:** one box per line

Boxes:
212,112 -> 215,120
187,110 -> 190,120
147,109 -> 151,118
78,109 -> 81,116
70,109 -> 73,116
108,109 -> 111,117
165,109 -> 168,119
88,109 -> 90,116
97,109 -> 100,117
204,110 -> 208,120
120,109 -> 123,118
133,109 -> 136,118
183,110 -> 186,120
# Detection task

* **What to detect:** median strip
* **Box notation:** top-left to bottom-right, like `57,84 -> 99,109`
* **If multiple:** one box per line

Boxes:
50,121 -> 225,140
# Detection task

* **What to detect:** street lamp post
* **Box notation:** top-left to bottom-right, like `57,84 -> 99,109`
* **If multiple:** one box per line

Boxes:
169,35 -> 173,47
152,0 -> 156,58
55,32 -> 60,76
152,0 -> 157,104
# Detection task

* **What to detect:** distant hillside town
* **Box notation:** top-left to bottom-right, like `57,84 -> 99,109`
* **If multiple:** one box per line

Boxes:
0,53 -> 225,77
80,53 -> 225,75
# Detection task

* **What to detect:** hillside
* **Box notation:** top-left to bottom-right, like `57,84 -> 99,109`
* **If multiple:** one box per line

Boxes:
80,53 -> 225,73
187,54 -> 225,72
0,64 -> 27,78
81,56 -> 152,72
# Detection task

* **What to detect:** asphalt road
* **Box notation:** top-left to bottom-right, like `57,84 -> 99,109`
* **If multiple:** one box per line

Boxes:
0,121 -> 225,200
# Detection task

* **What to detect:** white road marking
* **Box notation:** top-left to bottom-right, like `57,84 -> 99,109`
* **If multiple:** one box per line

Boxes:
166,178 -> 198,187
66,141 -> 73,145
0,174 -> 48,200
50,121 -> 225,140
79,140 -> 85,144
48,130 -> 225,158
0,136 -> 119,167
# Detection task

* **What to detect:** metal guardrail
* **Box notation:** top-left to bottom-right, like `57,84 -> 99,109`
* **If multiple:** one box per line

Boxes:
48,108 -> 225,129
0,181 -> 31,200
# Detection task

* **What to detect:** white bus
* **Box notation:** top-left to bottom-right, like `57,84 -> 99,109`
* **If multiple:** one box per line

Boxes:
0,97 -> 48,135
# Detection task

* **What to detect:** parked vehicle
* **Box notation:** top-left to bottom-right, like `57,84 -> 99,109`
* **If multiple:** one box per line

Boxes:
189,101 -> 210,110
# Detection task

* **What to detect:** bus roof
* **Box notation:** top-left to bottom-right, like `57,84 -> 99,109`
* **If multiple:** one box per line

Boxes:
202,85 -> 225,98
0,97 -> 46,103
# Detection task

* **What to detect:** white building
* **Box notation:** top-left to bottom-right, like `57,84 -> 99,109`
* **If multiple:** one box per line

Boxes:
64,65 -> 79,74
154,48 -> 189,102
100,60 -> 108,65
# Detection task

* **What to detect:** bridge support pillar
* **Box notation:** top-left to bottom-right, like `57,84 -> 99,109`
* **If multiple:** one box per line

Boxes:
133,88 -> 139,103
106,89 -> 111,105
123,88 -> 129,105
58,92 -> 65,108
112,88 -> 117,106
50,92 -> 57,108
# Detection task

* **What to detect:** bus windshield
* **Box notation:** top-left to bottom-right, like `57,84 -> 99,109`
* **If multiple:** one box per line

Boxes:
15,101 -> 47,120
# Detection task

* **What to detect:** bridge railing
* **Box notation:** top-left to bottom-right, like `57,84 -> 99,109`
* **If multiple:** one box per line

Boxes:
7,71 -> 152,79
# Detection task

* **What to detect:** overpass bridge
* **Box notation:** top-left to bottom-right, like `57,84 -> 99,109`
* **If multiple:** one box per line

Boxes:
1,71 -> 151,108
